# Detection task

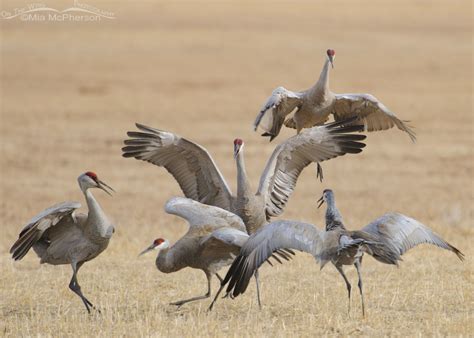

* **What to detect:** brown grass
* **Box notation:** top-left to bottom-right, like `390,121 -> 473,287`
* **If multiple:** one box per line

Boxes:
1,0 -> 472,336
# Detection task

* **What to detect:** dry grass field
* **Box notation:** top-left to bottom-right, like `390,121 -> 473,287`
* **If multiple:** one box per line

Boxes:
1,0 -> 473,336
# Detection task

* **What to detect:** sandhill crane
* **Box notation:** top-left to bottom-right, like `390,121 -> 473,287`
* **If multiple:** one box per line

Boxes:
139,197 -> 251,307
215,189 -> 464,315
122,118 -> 366,236
9,172 -> 115,313
253,49 -> 416,142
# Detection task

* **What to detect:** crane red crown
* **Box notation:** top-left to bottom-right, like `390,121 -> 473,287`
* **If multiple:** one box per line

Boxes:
154,238 -> 165,245
85,171 -> 98,181
327,49 -> 335,56
234,138 -> 243,145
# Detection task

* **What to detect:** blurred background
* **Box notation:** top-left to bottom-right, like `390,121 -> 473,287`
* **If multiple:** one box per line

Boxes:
0,0 -> 472,336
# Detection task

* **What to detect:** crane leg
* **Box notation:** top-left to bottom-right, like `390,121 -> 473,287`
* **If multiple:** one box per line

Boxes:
354,261 -> 366,317
69,262 -> 98,314
215,273 -> 235,298
254,269 -> 262,309
208,274 -> 225,311
335,265 -> 351,315
170,272 -> 212,308
316,163 -> 324,182
209,270 -> 263,311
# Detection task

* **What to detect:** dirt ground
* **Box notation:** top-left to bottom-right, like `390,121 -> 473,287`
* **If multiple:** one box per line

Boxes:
0,0 -> 472,336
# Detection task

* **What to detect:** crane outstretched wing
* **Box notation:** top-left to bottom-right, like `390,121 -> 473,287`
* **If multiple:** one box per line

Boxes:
165,197 -> 246,232
253,87 -> 303,141
10,201 -> 81,261
258,118 -> 366,219
332,93 -> 416,142
361,213 -> 464,260
122,124 -> 233,210
222,220 -> 323,298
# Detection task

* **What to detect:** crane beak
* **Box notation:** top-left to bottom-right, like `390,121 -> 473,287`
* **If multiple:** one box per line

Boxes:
317,196 -> 325,208
138,244 -> 155,257
97,179 -> 115,196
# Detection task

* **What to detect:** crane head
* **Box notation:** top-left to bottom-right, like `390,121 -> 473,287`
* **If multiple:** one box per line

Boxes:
139,238 -> 170,256
317,189 -> 334,208
233,138 -> 244,159
78,172 -> 115,196
326,49 -> 335,68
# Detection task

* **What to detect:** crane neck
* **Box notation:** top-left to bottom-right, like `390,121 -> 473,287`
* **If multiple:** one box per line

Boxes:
156,247 -> 182,273
314,58 -> 331,94
236,150 -> 252,198
325,196 -> 345,231
84,189 -> 111,238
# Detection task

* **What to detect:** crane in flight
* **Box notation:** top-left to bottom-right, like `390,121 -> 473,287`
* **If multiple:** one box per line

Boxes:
253,49 -> 415,142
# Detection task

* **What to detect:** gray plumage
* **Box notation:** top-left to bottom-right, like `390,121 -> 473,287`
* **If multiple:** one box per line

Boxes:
253,49 -> 416,142
139,197 -> 250,307
10,172 -> 115,313
11,201 -> 81,262
123,125 -> 233,211
122,119 -> 366,235
217,189 -> 464,315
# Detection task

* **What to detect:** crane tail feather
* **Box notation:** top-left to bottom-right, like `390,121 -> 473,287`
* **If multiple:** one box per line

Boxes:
10,227 -> 41,261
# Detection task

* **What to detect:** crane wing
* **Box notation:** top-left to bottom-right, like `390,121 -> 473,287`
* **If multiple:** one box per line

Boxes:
332,93 -> 416,142
253,87 -> 303,141
165,197 -> 246,232
200,227 -> 249,259
361,213 -> 464,260
199,227 -> 249,267
222,220 -> 323,297
122,124 -> 233,210
10,201 -> 81,261
201,227 -> 249,248
257,118 -> 366,219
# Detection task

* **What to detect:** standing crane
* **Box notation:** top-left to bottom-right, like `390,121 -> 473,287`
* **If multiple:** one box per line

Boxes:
122,119 -> 366,235
139,197 -> 250,307
215,189 -> 464,315
9,172 -> 115,314
253,49 -> 416,141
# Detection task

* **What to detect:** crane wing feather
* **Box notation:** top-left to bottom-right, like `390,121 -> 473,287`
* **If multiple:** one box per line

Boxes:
361,213 -> 464,260
199,228 -> 249,264
258,118 -> 367,218
253,87 -> 303,139
332,94 -> 416,142
10,201 -> 81,260
201,227 -> 249,249
122,124 -> 233,210
222,220 -> 324,297
165,197 -> 246,232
